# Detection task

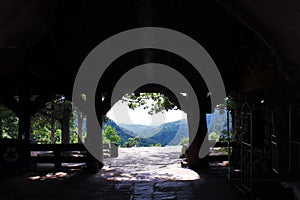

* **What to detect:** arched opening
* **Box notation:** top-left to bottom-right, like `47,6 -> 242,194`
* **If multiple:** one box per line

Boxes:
101,89 -> 202,181
93,48 -> 213,169
104,90 -> 188,147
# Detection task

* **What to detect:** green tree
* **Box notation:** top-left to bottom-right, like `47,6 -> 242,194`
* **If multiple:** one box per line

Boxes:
0,104 -> 19,139
209,132 -> 220,142
124,136 -> 140,147
102,125 -> 121,144
179,137 -> 189,146
150,143 -> 162,147
123,93 -> 176,115
31,95 -> 78,144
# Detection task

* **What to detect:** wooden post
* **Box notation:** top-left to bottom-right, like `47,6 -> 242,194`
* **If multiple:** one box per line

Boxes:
61,103 -> 71,144
185,111 -> 209,170
18,94 -> 31,140
78,112 -> 84,143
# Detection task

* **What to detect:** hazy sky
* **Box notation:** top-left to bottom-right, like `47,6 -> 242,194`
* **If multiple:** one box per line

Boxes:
107,100 -> 187,125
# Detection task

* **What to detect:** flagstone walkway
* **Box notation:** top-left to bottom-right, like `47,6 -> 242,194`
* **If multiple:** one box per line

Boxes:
0,146 -> 240,200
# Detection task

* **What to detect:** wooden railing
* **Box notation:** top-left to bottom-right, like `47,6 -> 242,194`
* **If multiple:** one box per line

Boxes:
30,144 -> 100,173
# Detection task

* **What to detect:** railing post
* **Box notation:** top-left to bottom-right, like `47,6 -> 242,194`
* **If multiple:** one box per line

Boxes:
54,147 -> 61,169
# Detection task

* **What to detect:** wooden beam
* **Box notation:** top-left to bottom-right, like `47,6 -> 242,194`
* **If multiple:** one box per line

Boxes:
0,94 -> 20,115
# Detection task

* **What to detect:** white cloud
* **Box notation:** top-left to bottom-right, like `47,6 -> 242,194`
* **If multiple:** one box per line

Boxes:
107,100 -> 186,125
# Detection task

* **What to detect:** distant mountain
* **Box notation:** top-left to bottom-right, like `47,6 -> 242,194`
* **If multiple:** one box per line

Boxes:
105,119 -> 140,145
75,111 -> 231,147
118,124 -> 159,135
167,120 -> 189,145
148,120 -> 188,146
104,119 -> 189,147
118,123 -> 165,138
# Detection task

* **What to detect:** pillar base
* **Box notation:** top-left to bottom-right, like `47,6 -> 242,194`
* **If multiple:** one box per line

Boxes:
185,152 -> 209,171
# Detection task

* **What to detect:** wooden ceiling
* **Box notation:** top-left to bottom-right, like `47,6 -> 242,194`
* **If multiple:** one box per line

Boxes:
0,0 -> 299,98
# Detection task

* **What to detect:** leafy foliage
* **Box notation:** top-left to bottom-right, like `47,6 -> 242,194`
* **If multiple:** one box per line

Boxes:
179,137 -> 189,146
123,93 -> 177,115
216,96 -> 237,114
31,124 -> 62,144
149,143 -> 162,147
225,96 -> 237,110
102,125 -> 121,144
31,96 -> 78,144
0,104 -> 18,139
208,132 -> 220,142
124,136 -> 140,147
0,96 -> 79,143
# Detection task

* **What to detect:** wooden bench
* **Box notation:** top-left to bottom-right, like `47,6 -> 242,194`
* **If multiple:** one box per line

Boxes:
30,144 -> 101,173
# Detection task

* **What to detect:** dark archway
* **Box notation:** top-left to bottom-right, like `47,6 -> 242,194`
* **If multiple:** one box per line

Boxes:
93,48 -> 218,169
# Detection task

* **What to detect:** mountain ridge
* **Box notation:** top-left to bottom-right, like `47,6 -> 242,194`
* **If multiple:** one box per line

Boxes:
105,119 -> 189,146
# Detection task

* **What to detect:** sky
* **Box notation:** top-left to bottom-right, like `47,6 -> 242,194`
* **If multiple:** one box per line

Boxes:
107,100 -> 187,125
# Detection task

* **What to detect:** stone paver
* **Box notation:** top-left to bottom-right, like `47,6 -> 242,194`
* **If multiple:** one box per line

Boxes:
0,146 -> 239,199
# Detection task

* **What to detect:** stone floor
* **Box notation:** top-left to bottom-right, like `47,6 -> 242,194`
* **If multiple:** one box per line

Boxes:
0,146 -> 240,200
